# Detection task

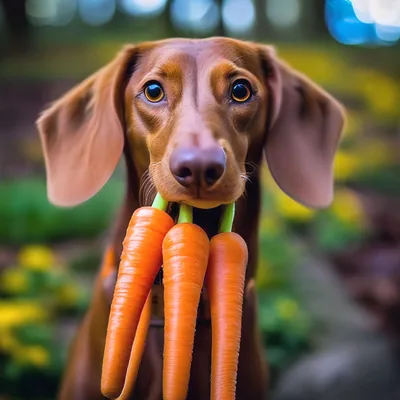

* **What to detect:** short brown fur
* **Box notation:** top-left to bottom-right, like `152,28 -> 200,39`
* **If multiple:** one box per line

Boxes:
36,37 -> 345,400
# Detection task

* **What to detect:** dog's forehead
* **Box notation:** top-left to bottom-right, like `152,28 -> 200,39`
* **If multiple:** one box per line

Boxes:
135,38 -> 261,74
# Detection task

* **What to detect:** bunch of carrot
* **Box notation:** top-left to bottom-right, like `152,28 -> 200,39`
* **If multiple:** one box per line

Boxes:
101,193 -> 248,400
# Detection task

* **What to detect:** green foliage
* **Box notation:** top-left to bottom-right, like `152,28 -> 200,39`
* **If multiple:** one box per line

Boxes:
0,247 -> 91,400
0,178 -> 124,245
311,210 -> 367,252
256,200 -> 312,379
258,290 -> 311,382
355,165 -> 400,196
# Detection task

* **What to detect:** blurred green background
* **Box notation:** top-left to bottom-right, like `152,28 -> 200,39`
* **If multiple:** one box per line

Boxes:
0,1 -> 400,399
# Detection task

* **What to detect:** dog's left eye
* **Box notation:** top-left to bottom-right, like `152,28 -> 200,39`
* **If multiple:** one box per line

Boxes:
231,80 -> 252,103
144,81 -> 165,103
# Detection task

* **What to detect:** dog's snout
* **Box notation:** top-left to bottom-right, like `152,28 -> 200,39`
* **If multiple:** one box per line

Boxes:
169,146 -> 226,189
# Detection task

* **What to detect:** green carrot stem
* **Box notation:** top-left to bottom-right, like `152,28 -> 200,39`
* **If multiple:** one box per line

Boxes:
219,203 -> 235,233
178,203 -> 193,224
152,193 -> 169,211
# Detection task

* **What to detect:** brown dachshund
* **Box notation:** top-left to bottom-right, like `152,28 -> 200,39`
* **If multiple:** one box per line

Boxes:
36,37 -> 345,400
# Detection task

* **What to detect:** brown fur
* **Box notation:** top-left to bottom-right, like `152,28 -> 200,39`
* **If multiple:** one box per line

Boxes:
36,37 -> 345,400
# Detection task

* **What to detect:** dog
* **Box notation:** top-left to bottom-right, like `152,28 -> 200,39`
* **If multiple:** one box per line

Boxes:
36,37 -> 345,400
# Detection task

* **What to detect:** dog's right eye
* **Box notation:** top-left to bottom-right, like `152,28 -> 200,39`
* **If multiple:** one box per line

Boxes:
144,82 -> 165,103
231,80 -> 252,103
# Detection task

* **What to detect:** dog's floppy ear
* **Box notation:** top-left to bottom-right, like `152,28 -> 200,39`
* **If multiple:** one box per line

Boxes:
36,45 -> 137,207
259,46 -> 345,209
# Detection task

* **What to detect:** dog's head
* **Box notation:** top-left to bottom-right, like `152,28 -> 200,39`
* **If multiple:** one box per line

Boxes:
37,38 -> 345,210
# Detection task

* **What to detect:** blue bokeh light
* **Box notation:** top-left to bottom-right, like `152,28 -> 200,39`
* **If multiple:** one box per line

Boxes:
221,0 -> 255,34
325,0 -> 400,46
79,0 -> 116,26
119,0 -> 167,17
171,0 -> 220,34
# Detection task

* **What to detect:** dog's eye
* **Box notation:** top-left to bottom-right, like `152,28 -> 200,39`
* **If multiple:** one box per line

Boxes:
144,82 -> 165,103
231,80 -> 252,103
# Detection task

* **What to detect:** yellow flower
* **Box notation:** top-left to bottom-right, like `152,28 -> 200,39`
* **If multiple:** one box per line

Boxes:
261,167 -> 278,190
262,168 -> 315,223
257,262 -> 276,288
334,150 -> 362,181
259,213 -> 283,235
343,111 -> 363,137
353,140 -> 396,169
330,189 -> 365,228
0,268 -> 30,294
18,245 -> 55,271
274,191 -> 315,223
0,330 -> 20,353
0,301 -> 47,329
279,48 -> 345,85
19,137 -> 44,162
56,284 -> 80,307
0,331 -> 49,367
15,345 -> 50,368
276,298 -> 299,321
356,69 -> 400,118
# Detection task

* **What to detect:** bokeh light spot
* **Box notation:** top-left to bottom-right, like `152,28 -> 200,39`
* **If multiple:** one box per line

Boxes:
266,0 -> 301,29
326,0 -> 400,45
119,0 -> 167,17
26,0 -> 77,26
171,0 -> 219,34
79,0 -> 116,26
222,0 -> 255,34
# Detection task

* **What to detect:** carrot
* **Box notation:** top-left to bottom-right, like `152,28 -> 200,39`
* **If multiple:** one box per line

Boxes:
100,246 -> 117,279
205,203 -> 248,400
116,291 -> 152,400
162,204 -> 210,400
101,194 -> 174,399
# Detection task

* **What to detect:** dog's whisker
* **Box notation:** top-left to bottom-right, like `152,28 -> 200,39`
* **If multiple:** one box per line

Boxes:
139,170 -> 155,206
240,173 -> 251,183
244,162 -> 257,176
146,185 -> 157,206
143,186 -> 153,206
144,179 -> 157,206
139,162 -> 166,206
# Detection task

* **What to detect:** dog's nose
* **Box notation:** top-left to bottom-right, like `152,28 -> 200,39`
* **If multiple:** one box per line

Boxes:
169,146 -> 226,188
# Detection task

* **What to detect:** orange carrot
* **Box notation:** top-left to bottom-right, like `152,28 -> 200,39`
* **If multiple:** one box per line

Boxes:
205,204 -> 248,400
101,194 -> 174,399
100,246 -> 117,279
116,291 -> 152,400
162,204 -> 210,400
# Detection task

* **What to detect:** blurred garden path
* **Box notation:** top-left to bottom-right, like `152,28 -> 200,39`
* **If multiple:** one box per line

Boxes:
272,248 -> 400,400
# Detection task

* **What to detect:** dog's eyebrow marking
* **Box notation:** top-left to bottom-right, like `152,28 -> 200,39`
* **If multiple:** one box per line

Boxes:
209,61 -> 246,94
151,60 -> 182,82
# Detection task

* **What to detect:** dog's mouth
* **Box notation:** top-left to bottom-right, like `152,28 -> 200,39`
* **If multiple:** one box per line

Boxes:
164,201 -> 224,238
139,171 -> 227,238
